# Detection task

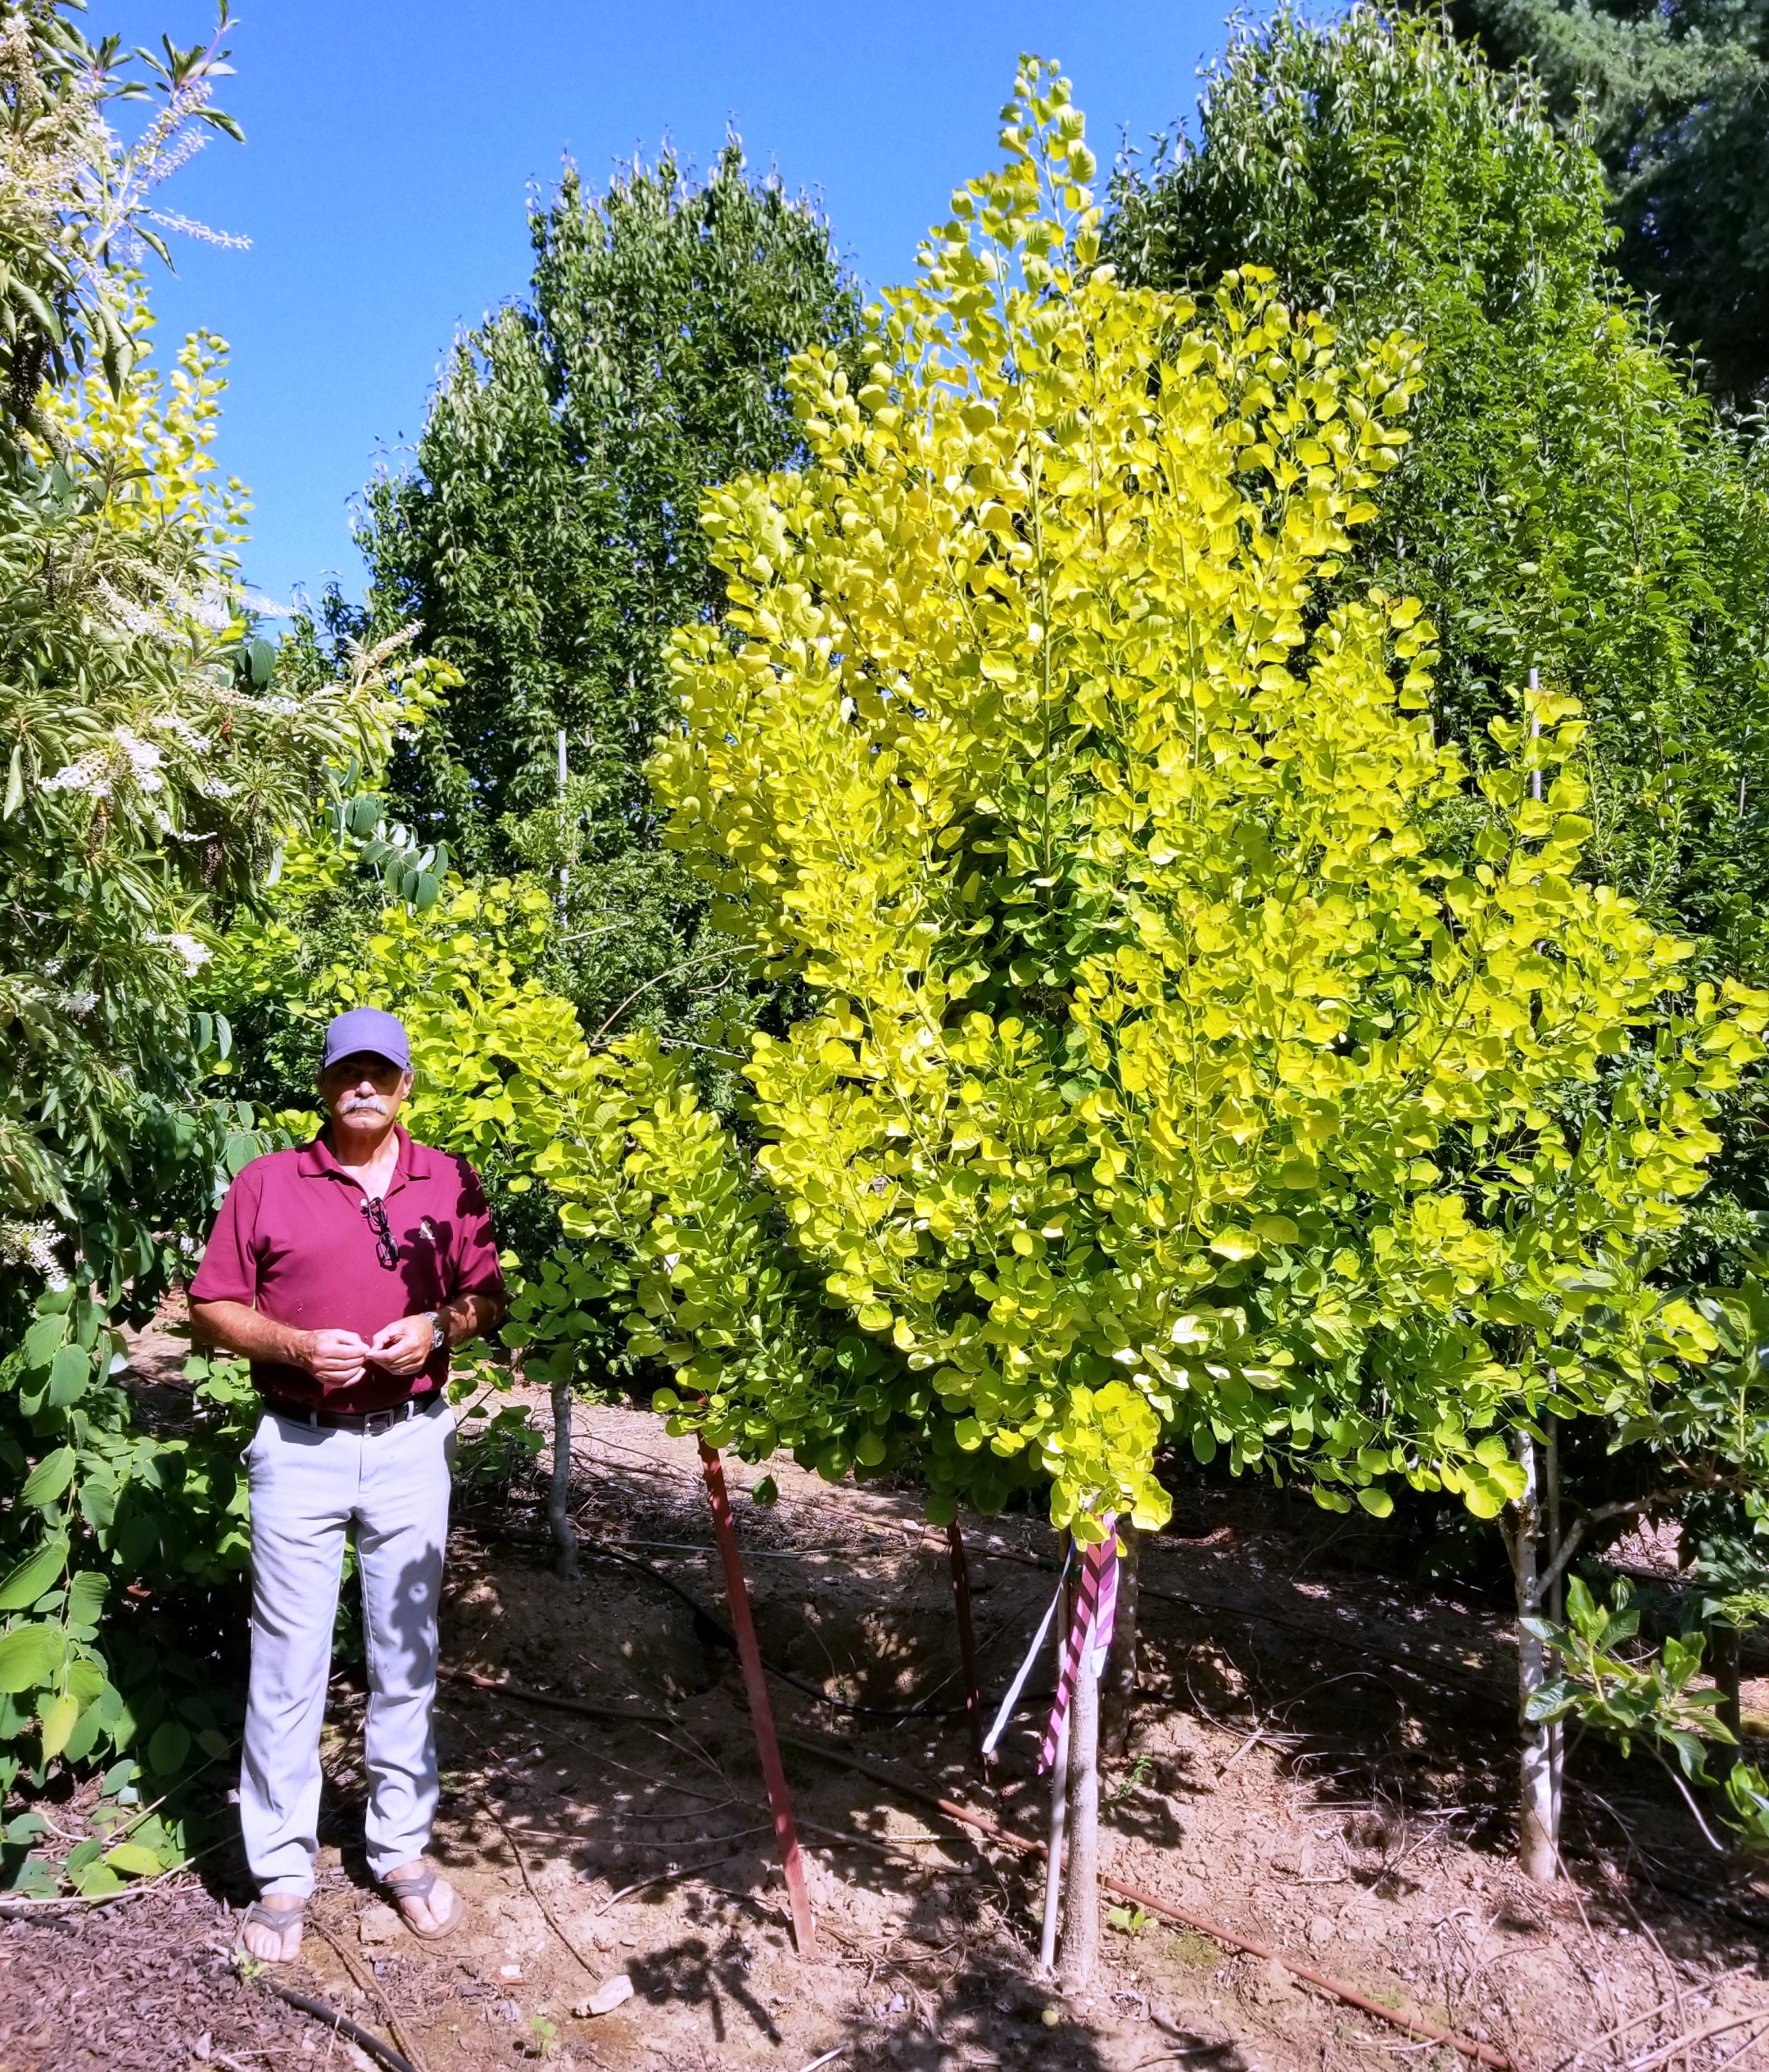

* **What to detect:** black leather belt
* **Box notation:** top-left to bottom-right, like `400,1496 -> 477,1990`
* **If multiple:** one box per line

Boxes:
262,1396 -> 436,1436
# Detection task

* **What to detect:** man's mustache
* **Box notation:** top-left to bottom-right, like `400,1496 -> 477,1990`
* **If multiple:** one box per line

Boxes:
343,1097 -> 387,1114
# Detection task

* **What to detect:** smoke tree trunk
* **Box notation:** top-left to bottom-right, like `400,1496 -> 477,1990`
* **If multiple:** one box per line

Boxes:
1504,1427 -> 1559,1880
548,1378 -> 580,1580
1060,1649 -> 1102,1989
1100,1524 -> 1140,1760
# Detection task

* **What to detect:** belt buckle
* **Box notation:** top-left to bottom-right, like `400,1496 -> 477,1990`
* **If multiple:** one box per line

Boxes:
363,1407 -> 396,1437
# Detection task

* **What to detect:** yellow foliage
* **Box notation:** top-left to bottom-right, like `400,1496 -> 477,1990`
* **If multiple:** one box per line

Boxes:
640,60 -> 1767,1530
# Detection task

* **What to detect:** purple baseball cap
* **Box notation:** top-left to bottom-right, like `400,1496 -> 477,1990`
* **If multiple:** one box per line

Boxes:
320,1007 -> 411,1073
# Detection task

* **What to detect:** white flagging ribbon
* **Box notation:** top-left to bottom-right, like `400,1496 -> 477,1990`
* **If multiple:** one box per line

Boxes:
980,1542 -> 1075,1758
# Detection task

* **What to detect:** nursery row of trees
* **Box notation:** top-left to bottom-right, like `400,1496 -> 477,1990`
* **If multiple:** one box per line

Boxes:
3,0 -> 1769,1953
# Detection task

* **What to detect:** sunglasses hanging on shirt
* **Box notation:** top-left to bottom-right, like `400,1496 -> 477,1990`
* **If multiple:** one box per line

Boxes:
360,1195 -> 400,1269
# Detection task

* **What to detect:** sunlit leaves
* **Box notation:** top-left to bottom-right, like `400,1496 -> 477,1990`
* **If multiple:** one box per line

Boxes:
646,61 -> 1767,1533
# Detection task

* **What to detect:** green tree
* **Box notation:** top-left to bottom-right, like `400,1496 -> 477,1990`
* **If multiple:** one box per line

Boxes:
1102,9 -> 1769,1875
1104,6 -> 1769,979
256,58 -> 1769,1928
356,143 -> 860,1046
1441,0 -> 1769,404
640,58 -> 1767,1935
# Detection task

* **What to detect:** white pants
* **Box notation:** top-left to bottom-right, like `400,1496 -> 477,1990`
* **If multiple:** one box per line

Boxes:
240,1397 -> 455,1894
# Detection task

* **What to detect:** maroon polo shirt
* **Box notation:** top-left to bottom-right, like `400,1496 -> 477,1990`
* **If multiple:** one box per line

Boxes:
189,1124 -> 504,1413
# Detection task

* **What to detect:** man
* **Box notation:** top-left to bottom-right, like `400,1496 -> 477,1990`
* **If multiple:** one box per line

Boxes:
191,1007 -> 505,1963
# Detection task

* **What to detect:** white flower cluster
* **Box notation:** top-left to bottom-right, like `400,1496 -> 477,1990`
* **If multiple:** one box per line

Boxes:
146,930 -> 211,971
58,988 -> 97,1017
39,749 -> 112,798
200,775 -> 234,799
115,728 -> 165,791
152,712 -> 214,753
1,1220 -> 69,1290
40,726 -> 166,801
93,579 -> 167,643
164,584 -> 236,634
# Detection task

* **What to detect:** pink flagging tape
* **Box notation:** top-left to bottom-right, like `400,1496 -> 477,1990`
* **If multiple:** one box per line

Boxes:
1037,1517 -> 1118,1776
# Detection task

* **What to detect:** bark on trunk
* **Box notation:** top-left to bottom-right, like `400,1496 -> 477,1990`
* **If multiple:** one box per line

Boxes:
1505,1428 -> 1558,1881
1059,1648 -> 1102,1989
548,1378 -> 579,1580
1100,1524 -> 1140,1760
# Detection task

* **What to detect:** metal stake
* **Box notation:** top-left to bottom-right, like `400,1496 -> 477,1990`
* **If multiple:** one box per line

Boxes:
698,1441 -> 817,1957
945,1518 -> 991,1780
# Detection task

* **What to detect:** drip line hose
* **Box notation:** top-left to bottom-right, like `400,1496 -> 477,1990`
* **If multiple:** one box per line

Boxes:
578,1527 -> 1050,1721
256,1975 -> 421,2072
464,1513 -> 1059,1726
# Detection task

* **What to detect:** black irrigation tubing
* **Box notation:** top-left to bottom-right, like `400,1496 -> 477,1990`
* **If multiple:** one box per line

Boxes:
581,1527 -> 1033,1721
481,1502 -> 1509,1715
256,1976 -> 421,2072
470,1514 -> 1053,1724
970,1535 -> 1506,1709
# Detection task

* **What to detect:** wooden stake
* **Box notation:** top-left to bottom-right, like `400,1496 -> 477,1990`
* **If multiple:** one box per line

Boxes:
698,1441 -> 817,1958
945,1519 -> 990,1780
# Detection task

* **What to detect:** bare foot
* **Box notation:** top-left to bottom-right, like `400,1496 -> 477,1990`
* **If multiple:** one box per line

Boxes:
240,1893 -> 305,1963
389,1858 -> 459,1935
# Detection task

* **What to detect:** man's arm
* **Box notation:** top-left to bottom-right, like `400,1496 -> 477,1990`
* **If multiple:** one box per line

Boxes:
440,1289 -> 505,1346
191,1299 -> 373,1387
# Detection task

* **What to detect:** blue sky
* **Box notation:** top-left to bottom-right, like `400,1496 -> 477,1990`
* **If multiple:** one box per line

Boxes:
106,2 -> 1231,610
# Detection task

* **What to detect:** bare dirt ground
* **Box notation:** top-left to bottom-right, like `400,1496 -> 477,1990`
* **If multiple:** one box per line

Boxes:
6,1354 -> 1769,2072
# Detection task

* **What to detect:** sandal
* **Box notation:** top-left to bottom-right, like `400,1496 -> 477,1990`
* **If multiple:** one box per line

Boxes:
382,1863 -> 465,1940
234,1895 -> 307,1964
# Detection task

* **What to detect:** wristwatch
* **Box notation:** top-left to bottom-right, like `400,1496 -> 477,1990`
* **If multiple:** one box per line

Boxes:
428,1311 -> 446,1353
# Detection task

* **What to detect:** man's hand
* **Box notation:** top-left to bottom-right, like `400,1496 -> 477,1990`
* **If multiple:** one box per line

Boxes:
302,1328 -> 373,1386
192,1299 -> 373,1387
369,1313 -> 436,1378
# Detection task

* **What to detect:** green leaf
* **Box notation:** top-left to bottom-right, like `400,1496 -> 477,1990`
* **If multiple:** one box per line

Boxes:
20,1450 -> 76,1509
61,1699 -> 105,1767
1356,1486 -> 1394,1518
103,1843 -> 162,1879
38,1692 -> 79,1761
0,1624 -> 63,1694
65,1572 -> 107,1632
20,1316 -> 65,1373
47,1345 -> 90,1407
2,743 -> 20,819
147,1721 -> 191,1776
0,1536 -> 68,1611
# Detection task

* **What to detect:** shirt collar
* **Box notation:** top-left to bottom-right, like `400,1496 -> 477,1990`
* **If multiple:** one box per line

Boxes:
297,1120 -> 432,1184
